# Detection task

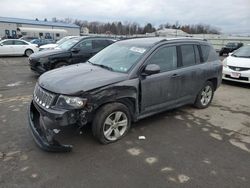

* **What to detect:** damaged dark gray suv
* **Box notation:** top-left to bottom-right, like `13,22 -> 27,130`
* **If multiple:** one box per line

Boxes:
28,37 -> 222,152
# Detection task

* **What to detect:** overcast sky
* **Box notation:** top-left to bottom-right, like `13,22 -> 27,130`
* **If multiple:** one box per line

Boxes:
1,0 -> 249,34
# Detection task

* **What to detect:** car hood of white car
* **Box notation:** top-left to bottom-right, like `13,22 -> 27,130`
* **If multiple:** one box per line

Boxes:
226,55 -> 250,68
39,43 -> 58,49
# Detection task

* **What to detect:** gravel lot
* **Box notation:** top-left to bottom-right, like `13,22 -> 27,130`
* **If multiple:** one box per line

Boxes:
0,57 -> 249,188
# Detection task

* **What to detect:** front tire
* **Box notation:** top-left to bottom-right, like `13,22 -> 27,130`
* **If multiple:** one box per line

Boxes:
194,81 -> 214,109
25,49 -> 34,57
92,103 -> 131,144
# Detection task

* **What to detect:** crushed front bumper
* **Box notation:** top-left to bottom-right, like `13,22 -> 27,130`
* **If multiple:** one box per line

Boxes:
28,100 -> 73,152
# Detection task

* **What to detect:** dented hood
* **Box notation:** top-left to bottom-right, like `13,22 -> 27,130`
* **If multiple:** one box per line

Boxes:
38,63 -> 128,95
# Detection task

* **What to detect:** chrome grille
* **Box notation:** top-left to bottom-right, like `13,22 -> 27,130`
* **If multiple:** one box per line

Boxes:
33,85 -> 55,109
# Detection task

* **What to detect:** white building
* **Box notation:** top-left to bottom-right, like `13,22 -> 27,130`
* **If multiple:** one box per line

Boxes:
80,27 -> 89,35
154,28 -> 190,37
0,17 -> 80,40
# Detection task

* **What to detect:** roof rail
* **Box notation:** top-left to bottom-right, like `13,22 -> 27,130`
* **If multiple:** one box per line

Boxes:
155,39 -> 168,45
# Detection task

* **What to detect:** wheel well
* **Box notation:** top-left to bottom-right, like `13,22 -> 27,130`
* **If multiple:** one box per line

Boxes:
53,61 -> 68,68
94,97 -> 136,121
208,78 -> 217,90
25,49 -> 33,53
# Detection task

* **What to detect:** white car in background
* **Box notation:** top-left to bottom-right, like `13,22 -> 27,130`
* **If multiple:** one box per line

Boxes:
0,39 -> 38,56
222,44 -> 250,84
39,36 -> 78,51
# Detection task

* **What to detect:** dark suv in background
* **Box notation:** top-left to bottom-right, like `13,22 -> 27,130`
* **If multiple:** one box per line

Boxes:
28,37 -> 222,152
28,36 -> 115,74
219,42 -> 243,56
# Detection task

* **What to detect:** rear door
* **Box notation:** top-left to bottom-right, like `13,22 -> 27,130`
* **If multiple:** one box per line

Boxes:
174,44 -> 205,105
13,40 -> 29,55
0,40 -> 14,55
140,45 -> 181,114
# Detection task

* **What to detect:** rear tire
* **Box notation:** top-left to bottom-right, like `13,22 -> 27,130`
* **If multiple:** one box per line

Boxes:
92,103 -> 131,144
194,81 -> 214,109
25,49 -> 34,57
54,62 -> 67,69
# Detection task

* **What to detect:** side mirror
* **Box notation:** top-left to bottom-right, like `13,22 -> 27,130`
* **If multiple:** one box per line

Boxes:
143,64 -> 160,75
0,43 -> 3,46
71,47 -> 80,53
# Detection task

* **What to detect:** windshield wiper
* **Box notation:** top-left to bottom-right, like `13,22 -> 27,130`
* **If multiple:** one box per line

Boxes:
88,61 -> 113,71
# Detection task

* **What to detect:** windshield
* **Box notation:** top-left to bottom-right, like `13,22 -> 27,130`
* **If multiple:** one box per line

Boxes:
89,43 -> 148,73
58,38 -> 81,50
232,45 -> 250,58
226,43 -> 237,48
56,37 -> 73,45
30,39 -> 38,43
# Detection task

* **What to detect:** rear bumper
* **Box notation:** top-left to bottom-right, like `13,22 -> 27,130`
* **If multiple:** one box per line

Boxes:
28,100 -> 73,152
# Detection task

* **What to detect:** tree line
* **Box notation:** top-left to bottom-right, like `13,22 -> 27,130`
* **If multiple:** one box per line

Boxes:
51,17 -> 220,35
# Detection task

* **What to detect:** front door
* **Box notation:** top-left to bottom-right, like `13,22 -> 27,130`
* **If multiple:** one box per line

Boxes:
140,45 -> 181,114
0,40 -> 14,55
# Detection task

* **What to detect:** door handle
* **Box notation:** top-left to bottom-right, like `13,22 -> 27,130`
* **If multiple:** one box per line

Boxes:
171,73 -> 180,78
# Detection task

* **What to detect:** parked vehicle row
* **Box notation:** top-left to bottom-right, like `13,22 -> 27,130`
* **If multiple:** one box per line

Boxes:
219,42 -> 243,56
0,36 -> 82,56
29,36 -> 116,74
222,44 -> 250,84
27,37 -> 222,152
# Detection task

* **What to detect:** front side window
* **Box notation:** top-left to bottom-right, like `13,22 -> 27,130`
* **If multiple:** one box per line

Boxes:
76,40 -> 92,50
2,40 -> 13,45
92,40 -> 109,50
180,45 -> 196,67
89,43 -> 148,73
147,46 -> 177,72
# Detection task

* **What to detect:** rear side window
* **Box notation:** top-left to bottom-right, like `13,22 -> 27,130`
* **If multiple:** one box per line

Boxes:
200,45 -> 218,62
147,46 -> 177,72
180,45 -> 196,67
93,40 -> 109,50
14,40 -> 28,45
194,45 -> 201,64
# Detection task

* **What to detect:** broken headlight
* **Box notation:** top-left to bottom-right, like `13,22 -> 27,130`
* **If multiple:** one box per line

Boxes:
55,95 -> 87,109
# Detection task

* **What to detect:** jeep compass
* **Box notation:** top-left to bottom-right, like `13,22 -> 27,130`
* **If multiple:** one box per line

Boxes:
28,37 -> 222,152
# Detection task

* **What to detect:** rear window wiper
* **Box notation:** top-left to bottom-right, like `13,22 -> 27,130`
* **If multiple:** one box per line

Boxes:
88,61 -> 113,71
